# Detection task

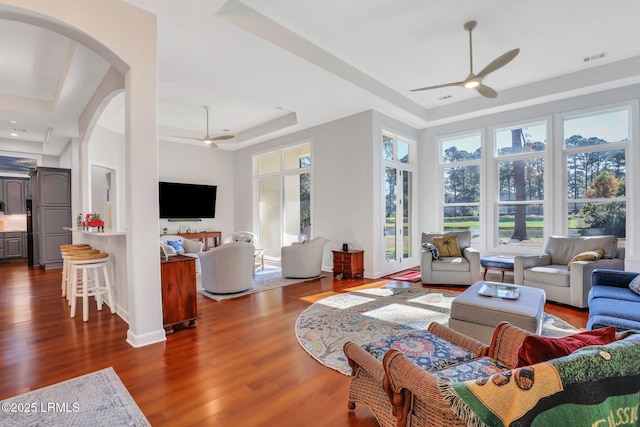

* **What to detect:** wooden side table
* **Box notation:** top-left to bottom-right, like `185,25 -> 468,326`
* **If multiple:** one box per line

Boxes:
332,250 -> 364,279
176,231 -> 222,250
161,255 -> 197,334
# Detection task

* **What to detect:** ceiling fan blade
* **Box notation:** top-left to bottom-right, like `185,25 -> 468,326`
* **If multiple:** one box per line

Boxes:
476,48 -> 520,78
171,135 -> 207,141
410,81 -> 464,92
213,134 -> 235,141
208,141 -> 218,148
475,83 -> 498,98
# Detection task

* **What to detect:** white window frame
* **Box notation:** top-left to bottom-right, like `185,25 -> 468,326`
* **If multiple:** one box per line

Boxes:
487,117 -> 551,252
438,130 -> 483,246
558,103 -> 632,245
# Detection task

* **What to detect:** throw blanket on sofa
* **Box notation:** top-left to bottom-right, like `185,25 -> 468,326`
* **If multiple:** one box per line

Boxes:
440,333 -> 640,427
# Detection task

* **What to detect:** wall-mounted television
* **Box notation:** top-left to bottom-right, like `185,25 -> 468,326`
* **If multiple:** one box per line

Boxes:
159,181 -> 217,219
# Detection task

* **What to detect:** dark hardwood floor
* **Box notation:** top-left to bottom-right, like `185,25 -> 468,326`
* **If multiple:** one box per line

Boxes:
0,262 -> 587,426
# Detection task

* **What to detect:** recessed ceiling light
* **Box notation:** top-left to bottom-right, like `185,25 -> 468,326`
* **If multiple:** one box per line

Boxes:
10,133 -> 18,137
10,120 -> 17,124
438,95 -> 452,101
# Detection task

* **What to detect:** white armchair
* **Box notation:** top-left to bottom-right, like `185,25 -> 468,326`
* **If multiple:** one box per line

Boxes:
160,234 -> 204,273
200,242 -> 255,294
281,236 -> 328,279
514,235 -> 625,308
420,231 -> 480,285
222,231 -> 257,245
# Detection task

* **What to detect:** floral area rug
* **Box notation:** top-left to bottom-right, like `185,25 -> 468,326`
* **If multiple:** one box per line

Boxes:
294,287 -> 579,375
198,264 -> 324,301
0,367 -> 150,426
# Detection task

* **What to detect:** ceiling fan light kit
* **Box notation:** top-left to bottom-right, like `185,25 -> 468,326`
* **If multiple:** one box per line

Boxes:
411,20 -> 519,98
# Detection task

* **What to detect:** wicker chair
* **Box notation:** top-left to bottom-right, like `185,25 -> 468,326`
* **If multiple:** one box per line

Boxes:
343,322 -> 489,427
382,322 -> 531,427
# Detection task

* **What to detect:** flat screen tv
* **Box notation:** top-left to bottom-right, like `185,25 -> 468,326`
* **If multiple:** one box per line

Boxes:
159,181 -> 217,219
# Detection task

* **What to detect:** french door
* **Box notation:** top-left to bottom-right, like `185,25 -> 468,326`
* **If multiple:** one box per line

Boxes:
383,133 -> 417,274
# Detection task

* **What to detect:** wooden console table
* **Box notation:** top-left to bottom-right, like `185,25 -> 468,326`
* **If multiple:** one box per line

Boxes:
161,255 -> 197,334
177,231 -> 222,251
332,249 -> 364,280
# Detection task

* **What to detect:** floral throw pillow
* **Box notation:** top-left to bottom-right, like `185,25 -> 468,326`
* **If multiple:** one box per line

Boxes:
629,275 -> 640,296
433,235 -> 461,257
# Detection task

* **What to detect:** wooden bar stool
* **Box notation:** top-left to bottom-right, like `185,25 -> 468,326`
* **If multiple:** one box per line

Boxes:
60,244 -> 94,298
68,252 -> 115,322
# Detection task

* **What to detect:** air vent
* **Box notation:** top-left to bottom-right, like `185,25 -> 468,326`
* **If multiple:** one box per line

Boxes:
583,52 -> 607,63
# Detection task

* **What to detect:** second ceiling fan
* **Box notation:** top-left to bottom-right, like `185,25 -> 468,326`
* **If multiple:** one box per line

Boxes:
171,106 -> 235,148
411,20 -> 520,98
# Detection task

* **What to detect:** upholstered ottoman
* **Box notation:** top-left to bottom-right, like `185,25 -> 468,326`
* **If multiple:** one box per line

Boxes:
449,281 -> 546,343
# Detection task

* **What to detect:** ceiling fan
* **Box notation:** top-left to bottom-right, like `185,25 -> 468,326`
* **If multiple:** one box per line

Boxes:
171,106 -> 235,148
411,20 -> 520,99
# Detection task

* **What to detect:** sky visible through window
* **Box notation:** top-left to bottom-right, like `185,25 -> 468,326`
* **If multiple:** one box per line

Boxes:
564,109 -> 629,142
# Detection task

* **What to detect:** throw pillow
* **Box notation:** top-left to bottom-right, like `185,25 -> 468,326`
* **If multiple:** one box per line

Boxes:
422,242 -> 441,260
629,275 -> 640,296
433,235 -> 461,257
166,240 -> 185,254
567,249 -> 604,270
514,326 -> 617,368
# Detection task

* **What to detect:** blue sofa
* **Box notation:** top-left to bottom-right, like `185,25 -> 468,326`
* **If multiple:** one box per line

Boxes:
587,269 -> 640,331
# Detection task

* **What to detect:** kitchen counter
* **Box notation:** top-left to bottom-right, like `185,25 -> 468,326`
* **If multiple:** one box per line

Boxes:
63,227 -> 126,236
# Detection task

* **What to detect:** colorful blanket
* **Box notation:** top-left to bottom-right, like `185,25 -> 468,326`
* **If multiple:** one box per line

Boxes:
440,332 -> 640,427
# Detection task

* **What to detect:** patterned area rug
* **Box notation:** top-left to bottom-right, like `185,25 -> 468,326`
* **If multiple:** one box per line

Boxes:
0,367 -> 150,427
198,265 -> 324,301
295,287 -> 580,375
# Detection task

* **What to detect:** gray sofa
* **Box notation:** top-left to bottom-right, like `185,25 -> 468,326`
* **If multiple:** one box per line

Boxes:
421,231 -> 480,286
514,235 -> 625,308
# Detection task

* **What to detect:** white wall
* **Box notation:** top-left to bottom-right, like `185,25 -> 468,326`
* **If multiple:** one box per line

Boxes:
88,125 -> 126,230
158,140 -> 235,237
233,110 -> 419,278
418,84 -> 640,271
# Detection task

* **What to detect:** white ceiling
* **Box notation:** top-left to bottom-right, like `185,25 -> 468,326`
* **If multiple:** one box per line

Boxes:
2,0 -> 640,156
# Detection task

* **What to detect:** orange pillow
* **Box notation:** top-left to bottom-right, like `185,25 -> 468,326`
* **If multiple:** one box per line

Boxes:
514,326 -> 617,368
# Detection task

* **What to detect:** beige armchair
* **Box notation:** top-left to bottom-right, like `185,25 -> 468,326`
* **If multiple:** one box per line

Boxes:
200,242 -> 255,294
420,231 -> 480,285
160,234 -> 204,273
281,236 -> 328,279
222,231 -> 257,245
514,235 -> 625,308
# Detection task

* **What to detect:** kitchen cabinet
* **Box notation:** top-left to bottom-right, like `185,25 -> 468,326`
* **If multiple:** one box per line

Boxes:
3,178 -> 29,214
0,232 -> 27,259
29,167 -> 71,268
4,232 -> 23,258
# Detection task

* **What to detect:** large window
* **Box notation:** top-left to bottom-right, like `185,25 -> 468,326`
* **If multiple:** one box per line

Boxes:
563,108 -> 627,243
254,143 -> 312,259
494,122 -> 547,247
440,133 -> 481,243
437,103 -> 632,253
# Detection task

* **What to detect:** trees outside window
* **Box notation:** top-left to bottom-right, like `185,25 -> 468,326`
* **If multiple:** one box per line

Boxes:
495,122 -> 547,247
564,108 -> 628,243
440,133 -> 481,243
437,105 -> 631,252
